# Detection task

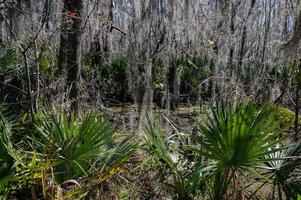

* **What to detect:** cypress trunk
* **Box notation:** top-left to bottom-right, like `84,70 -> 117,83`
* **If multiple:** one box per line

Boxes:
58,0 -> 84,113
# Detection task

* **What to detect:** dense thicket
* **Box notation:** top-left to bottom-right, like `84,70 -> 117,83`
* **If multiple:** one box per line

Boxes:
0,0 -> 300,117
0,0 -> 301,199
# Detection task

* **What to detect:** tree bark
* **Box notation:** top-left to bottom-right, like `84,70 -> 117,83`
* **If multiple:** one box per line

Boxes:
58,0 -> 84,113
237,0 -> 256,77
295,59 -> 301,141
168,56 -> 179,110
167,0 -> 179,110
260,0 -> 272,74
8,0 -> 21,39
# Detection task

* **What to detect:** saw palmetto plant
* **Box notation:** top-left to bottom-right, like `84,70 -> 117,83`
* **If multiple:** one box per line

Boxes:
193,101 -> 287,199
32,110 -> 137,181
0,108 -> 138,199
0,109 -> 15,195
26,110 -> 138,198
143,115 -> 209,200
264,142 -> 301,199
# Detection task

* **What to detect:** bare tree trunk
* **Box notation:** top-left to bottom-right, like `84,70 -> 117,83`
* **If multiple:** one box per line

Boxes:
8,0 -> 21,39
138,58 -> 153,129
137,0 -> 154,130
237,0 -> 256,77
295,59 -> 301,141
227,1 -> 240,77
167,0 -> 179,110
0,2 -> 6,43
102,0 -> 113,58
58,0 -> 84,113
42,0 -> 51,32
168,56 -> 179,110
260,0 -> 272,74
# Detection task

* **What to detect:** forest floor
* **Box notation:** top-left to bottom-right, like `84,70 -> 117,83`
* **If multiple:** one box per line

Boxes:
102,104 -> 290,199
99,104 -> 301,145
105,104 -> 202,133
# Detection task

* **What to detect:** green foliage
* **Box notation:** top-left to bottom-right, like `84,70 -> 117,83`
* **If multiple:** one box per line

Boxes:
0,46 -> 28,113
83,56 -> 129,101
180,55 -> 215,91
0,109 -> 15,196
0,109 -> 39,198
97,56 -> 127,85
143,115 -> 207,200
0,46 -> 21,71
152,54 -> 216,93
248,60 -> 299,90
280,60 -> 299,87
193,101 -> 286,199
111,57 -> 127,80
118,186 -> 129,200
30,110 -> 137,184
82,55 -> 93,76
0,100 -> 300,199
264,142 -> 301,199
274,106 -> 301,128
0,109 -> 53,198
4,154 -> 52,199
39,43 -> 53,71
0,108 -> 138,199
0,111 -> 14,179
152,58 -> 167,90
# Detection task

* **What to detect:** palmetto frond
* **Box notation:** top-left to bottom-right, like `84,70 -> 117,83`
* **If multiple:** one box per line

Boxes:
143,115 -> 208,200
30,110 -> 137,183
193,101 -> 287,199
264,142 -> 301,199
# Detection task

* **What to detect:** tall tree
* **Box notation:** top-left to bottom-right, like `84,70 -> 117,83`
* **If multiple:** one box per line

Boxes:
58,0 -> 84,113
167,0 -> 179,110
